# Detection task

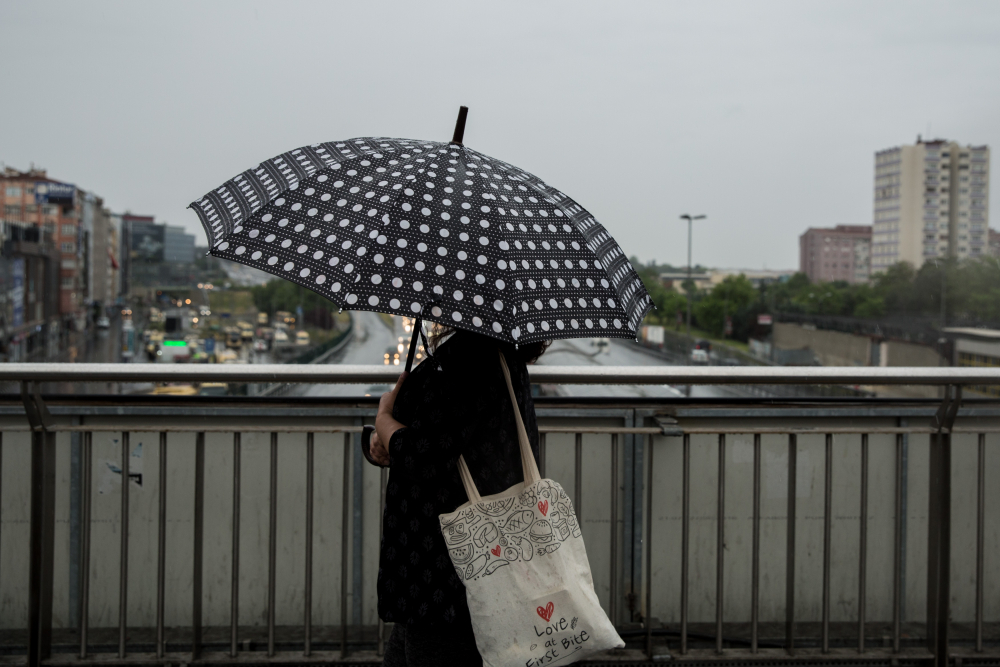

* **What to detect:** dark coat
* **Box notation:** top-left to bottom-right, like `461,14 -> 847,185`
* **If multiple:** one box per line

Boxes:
376,330 -> 540,627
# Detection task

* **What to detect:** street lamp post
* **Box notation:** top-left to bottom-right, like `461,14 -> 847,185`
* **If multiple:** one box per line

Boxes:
679,214 -> 706,354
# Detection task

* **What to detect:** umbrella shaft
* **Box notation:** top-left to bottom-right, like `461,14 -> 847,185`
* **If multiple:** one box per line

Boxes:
404,317 -> 422,372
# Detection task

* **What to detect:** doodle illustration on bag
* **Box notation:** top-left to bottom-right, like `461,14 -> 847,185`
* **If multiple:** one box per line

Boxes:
444,480 -> 581,582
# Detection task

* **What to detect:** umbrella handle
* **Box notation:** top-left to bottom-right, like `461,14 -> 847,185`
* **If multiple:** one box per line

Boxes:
404,316 -> 422,373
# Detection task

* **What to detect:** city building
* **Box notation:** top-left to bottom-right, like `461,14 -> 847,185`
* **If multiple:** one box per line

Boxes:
799,225 -> 872,284
1,167 -> 89,330
872,138 -> 990,272
123,214 -> 198,290
164,224 -> 195,263
660,268 -> 796,293
91,208 -> 121,311
1,166 -> 126,359
0,221 -> 60,361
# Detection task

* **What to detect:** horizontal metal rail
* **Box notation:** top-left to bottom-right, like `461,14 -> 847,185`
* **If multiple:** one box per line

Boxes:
3,362 -> 1000,384
3,423 -> 998,436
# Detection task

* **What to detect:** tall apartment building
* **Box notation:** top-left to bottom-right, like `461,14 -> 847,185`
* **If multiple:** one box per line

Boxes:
799,225 -> 871,284
872,139 -> 990,272
989,228 -> 1000,258
1,168 -> 89,325
1,167 -> 125,344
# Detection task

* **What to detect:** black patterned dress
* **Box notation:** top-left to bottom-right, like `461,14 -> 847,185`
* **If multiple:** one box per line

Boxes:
377,330 -> 540,628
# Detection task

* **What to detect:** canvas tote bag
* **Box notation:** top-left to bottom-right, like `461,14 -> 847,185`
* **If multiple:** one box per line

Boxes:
439,350 -> 624,667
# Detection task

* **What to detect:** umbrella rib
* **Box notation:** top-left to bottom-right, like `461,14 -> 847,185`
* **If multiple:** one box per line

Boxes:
454,144 -> 531,337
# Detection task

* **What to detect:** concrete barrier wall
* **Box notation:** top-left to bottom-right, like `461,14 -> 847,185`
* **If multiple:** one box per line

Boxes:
773,322 -> 871,367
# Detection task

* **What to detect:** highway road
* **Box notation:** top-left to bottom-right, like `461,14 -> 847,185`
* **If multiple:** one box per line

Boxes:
536,337 -> 740,399
308,314 -> 739,399
305,311 -> 400,397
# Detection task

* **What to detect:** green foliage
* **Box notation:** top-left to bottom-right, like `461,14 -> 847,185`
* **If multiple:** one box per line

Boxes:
208,290 -> 255,314
694,275 -> 757,337
632,258 -> 688,326
251,280 -> 338,316
760,258 -> 1000,324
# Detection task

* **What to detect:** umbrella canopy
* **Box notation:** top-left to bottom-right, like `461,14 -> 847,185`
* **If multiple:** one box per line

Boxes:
190,118 -> 651,345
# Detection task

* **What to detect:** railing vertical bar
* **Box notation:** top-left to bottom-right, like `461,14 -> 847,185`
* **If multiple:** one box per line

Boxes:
716,433 -> 725,654
341,433 -> 351,660
231,432 -> 241,658
681,433 -> 690,655
893,432 -> 903,654
78,432 -> 92,659
304,432 -> 314,657
377,465 -> 388,657
575,432 -> 583,523
975,432 -> 985,653
118,431 -> 129,659
539,432 -> 546,479
822,433 -> 832,654
644,433 -> 654,659
268,432 -> 278,657
192,432 -> 205,661
751,433 -> 761,654
0,432 -> 2,587
609,433 -> 618,626
156,432 -> 167,659
859,433 -> 868,653
786,433 -> 797,655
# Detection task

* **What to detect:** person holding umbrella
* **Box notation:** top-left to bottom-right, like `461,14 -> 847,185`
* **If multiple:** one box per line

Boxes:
367,324 -> 548,665
190,108 -> 651,665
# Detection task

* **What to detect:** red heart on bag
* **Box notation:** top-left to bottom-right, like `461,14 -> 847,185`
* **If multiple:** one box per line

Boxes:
538,500 -> 549,516
491,545 -> 501,557
536,601 -> 554,622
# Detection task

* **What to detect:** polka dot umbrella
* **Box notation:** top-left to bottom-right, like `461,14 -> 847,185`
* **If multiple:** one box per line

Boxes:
189,107 -> 652,369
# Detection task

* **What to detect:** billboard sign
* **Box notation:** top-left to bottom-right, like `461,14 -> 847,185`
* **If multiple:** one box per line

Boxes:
131,223 -> 165,262
35,182 -> 76,205
12,258 -> 24,328
757,314 -> 773,326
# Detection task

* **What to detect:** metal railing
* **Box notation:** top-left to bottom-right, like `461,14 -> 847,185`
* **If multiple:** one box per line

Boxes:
1,365 -> 999,666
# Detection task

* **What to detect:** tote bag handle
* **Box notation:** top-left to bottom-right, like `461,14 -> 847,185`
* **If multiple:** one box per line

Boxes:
456,350 -> 541,504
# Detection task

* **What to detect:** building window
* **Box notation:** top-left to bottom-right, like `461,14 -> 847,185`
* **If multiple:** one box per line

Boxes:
61,242 -> 76,253
25,204 -> 38,213
61,224 -> 76,236
61,277 -> 75,288
4,186 -> 21,198
43,204 -> 60,216
3,204 -> 20,219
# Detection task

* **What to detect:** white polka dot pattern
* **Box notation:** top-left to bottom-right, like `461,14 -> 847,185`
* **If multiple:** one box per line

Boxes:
189,138 -> 652,344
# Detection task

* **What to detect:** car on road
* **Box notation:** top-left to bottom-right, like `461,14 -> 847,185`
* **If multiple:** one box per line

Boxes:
295,331 -> 311,346
253,339 -> 268,352
590,337 -> 611,353
691,348 -> 710,365
96,316 -> 110,329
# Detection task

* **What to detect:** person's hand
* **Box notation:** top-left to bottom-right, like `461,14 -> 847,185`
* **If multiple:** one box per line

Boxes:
368,429 -> 390,466
375,371 -> 408,458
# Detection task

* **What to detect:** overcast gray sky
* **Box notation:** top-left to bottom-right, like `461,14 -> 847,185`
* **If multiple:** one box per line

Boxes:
2,1 -> 997,270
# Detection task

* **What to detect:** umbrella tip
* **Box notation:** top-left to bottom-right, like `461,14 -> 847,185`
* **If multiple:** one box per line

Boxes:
450,106 -> 469,146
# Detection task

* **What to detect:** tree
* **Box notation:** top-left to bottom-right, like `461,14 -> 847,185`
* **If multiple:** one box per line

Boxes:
694,275 -> 756,337
631,257 -> 688,326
